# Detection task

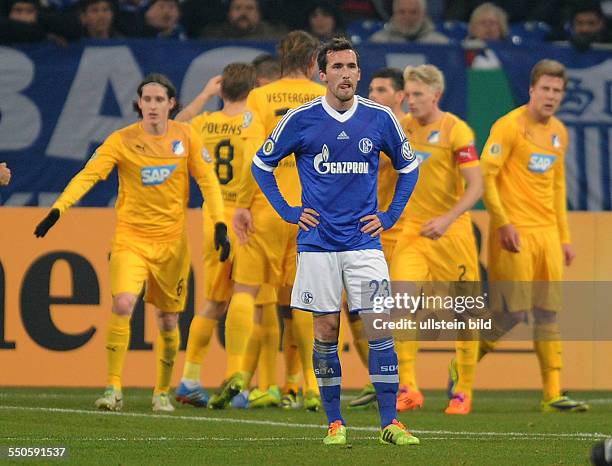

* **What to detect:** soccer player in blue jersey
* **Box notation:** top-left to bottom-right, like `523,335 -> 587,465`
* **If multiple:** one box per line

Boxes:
252,37 -> 420,446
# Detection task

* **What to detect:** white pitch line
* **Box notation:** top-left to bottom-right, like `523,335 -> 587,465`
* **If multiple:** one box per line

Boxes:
0,405 -> 609,440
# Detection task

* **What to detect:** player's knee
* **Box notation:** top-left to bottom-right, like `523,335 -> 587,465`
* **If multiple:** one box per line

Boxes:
233,282 -> 259,297
157,311 -> 179,331
112,293 -> 137,316
201,300 -> 226,320
533,308 -> 557,325
314,316 -> 339,341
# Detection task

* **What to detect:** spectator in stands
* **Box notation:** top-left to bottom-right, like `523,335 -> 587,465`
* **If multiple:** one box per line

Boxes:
464,2 -> 508,69
79,0 -> 120,39
567,1 -> 612,50
115,0 -> 147,36
252,53 -> 281,86
369,0 -> 449,43
143,0 -> 186,39
0,163 -> 11,186
200,0 -> 286,40
0,0 -> 76,44
307,1 -> 344,41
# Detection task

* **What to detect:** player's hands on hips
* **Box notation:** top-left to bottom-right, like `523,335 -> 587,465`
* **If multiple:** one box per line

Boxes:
233,208 -> 254,244
34,208 -> 60,238
214,222 -> 231,262
498,223 -> 521,253
562,243 -> 576,266
298,208 -> 320,232
420,214 -> 453,240
360,214 -> 384,237
0,162 -> 11,186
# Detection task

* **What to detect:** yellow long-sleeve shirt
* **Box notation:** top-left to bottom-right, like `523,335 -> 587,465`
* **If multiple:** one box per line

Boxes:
53,120 -> 224,240
480,105 -> 570,243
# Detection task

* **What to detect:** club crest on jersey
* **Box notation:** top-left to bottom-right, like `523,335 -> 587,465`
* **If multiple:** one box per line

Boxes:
552,134 -> 561,148
171,140 -> 185,156
301,291 -> 314,305
262,139 -> 275,155
201,147 -> 212,163
427,130 -> 440,143
359,138 -> 373,154
314,144 -> 369,175
401,140 -> 415,162
141,164 -> 177,186
489,143 -> 501,156
242,111 -> 253,129
415,151 -> 431,165
527,153 -> 557,173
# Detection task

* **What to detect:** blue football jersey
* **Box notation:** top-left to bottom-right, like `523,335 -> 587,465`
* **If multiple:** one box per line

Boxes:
254,95 -> 418,252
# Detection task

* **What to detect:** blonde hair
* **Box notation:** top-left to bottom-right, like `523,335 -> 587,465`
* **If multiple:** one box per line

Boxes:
530,59 -> 568,89
468,2 -> 509,39
403,64 -> 445,94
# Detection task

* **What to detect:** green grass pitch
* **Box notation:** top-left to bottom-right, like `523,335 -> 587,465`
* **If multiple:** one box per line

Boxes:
0,388 -> 610,465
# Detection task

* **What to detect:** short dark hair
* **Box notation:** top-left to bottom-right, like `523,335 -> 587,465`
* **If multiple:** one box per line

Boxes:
252,53 -> 281,82
371,67 -> 404,91
572,0 -> 604,20
317,36 -> 359,73
78,0 -> 112,13
132,73 -> 180,118
221,62 -> 256,102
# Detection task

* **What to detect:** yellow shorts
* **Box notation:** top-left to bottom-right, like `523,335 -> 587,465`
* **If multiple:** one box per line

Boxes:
203,207 -> 277,305
381,232 -> 397,266
390,223 -> 480,282
488,227 -> 562,312
110,231 -> 190,312
232,198 -> 294,288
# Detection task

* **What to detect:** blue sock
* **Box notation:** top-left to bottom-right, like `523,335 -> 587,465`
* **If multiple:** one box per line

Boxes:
313,339 -> 344,425
368,338 -> 399,428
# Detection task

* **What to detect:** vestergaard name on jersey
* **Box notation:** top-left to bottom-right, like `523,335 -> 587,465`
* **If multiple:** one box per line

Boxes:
313,144 -> 369,175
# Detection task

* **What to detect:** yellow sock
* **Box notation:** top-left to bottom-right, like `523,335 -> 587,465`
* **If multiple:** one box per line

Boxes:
154,328 -> 180,395
534,323 -> 562,402
242,323 -> 262,387
106,313 -> 131,391
258,304 -> 280,390
182,315 -> 216,382
396,338 -> 419,391
283,317 -> 301,389
454,329 -> 479,398
292,309 -> 318,393
348,317 -> 369,367
225,292 -> 255,378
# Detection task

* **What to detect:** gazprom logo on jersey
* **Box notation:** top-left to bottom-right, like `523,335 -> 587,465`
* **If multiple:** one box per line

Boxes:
141,164 -> 177,186
314,144 -> 369,175
527,154 -> 557,173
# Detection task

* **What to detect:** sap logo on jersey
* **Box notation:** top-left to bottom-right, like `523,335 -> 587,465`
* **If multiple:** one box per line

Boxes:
314,144 -> 369,175
141,164 -> 177,186
528,154 -> 557,173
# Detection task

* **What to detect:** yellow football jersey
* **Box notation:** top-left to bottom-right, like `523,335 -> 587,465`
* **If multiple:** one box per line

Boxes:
53,121 -> 224,240
190,110 -> 264,207
240,78 -> 326,207
378,113 -> 410,237
481,105 -> 570,242
401,112 -> 479,233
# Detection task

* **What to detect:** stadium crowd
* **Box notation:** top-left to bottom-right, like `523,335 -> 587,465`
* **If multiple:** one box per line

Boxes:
1,0 -> 611,50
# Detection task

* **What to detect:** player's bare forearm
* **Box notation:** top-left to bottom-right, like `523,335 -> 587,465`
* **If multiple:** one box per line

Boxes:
424,165 -> 484,239
175,76 -> 221,122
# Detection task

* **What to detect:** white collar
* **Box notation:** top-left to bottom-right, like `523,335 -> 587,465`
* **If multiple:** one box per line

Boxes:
322,94 -> 359,123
